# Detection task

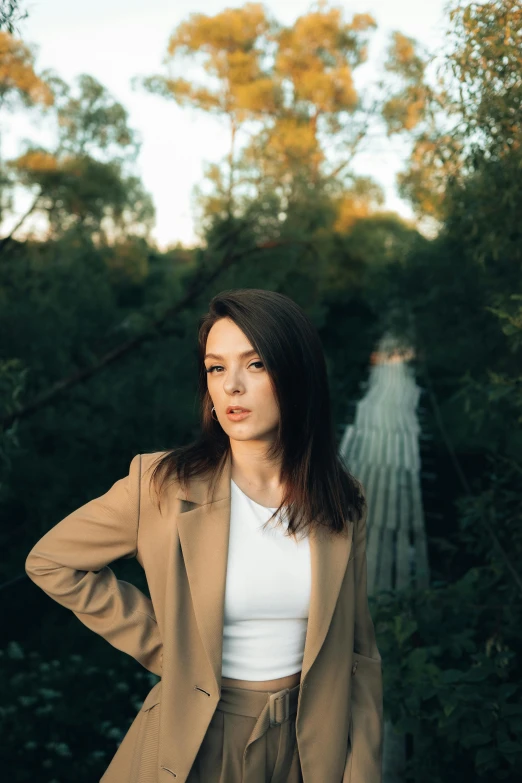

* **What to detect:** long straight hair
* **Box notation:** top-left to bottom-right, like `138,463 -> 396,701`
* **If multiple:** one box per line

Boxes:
148,288 -> 365,539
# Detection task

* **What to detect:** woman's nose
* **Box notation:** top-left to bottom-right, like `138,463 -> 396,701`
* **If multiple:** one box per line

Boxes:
224,375 -> 245,392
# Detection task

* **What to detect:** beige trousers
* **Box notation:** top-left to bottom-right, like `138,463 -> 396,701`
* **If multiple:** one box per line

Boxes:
186,683 -> 303,783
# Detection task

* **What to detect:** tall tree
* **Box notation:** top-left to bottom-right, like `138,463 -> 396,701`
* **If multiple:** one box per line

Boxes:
382,0 -> 521,224
134,2 -> 279,218
381,30 -> 462,221
134,1 -> 380,226
0,30 -> 54,230
1,72 -> 154,248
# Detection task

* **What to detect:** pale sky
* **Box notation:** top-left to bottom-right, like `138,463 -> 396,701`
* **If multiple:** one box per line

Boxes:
3,0 -> 450,249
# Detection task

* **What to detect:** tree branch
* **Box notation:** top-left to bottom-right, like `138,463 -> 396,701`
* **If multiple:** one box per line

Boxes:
0,189 -> 42,254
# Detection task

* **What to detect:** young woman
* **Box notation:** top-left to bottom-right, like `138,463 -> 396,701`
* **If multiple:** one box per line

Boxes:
25,288 -> 383,783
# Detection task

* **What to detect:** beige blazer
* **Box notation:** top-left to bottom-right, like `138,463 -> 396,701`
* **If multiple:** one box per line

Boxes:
25,450 -> 383,783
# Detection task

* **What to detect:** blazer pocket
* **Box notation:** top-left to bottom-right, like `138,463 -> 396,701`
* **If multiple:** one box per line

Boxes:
352,651 -> 382,667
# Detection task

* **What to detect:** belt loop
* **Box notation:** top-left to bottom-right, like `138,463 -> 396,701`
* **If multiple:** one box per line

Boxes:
269,688 -> 290,727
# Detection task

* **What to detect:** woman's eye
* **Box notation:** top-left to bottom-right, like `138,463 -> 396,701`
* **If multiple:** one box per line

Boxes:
205,362 -> 264,374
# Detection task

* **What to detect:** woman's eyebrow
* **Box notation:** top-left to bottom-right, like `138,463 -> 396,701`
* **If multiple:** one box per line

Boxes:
204,349 -> 259,361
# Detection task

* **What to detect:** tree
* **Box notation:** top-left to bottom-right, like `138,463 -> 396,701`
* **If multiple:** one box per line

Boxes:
381,30 -> 462,221
0,30 -> 54,231
382,0 -> 522,224
370,7 -> 522,780
0,0 -> 27,35
134,1 -> 380,227
1,72 -> 154,248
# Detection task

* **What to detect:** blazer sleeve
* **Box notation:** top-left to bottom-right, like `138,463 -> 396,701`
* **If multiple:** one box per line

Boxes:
25,453 -> 163,677
343,500 -> 384,783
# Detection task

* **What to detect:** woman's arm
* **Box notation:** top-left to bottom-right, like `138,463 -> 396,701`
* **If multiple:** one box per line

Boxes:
343,501 -> 384,782
25,453 -> 163,676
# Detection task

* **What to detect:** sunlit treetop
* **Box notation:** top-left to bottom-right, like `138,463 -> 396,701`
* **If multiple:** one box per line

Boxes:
0,31 -> 53,108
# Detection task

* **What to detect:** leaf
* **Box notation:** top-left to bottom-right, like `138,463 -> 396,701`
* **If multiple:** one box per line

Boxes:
440,668 -> 464,684
476,746 -> 498,765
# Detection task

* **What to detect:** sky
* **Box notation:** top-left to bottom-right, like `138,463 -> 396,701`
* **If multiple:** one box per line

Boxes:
3,0 -> 451,249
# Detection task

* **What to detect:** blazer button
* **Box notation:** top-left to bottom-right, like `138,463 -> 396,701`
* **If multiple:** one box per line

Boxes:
351,661 -> 358,675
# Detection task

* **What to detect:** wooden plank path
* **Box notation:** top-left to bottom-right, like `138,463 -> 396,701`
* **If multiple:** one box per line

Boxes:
339,333 -> 430,783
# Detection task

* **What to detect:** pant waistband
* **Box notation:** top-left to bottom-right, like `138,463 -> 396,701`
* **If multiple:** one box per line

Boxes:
217,683 -> 300,726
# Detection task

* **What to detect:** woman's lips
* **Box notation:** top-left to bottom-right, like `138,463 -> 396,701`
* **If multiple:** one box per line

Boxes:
226,410 -> 251,421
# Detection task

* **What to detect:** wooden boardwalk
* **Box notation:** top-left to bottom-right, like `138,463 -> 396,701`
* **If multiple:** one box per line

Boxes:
339,333 -> 430,783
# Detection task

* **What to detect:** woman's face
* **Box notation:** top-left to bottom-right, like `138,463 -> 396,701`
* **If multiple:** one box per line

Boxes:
204,317 -> 280,443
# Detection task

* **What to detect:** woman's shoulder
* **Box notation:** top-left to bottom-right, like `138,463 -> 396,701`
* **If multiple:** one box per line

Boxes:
135,451 -> 182,509
140,450 -> 171,472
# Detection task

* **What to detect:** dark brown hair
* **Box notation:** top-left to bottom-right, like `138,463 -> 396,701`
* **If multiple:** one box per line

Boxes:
148,288 -> 365,539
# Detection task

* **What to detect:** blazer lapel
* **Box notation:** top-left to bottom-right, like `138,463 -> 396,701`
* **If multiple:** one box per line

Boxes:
175,451 -> 354,694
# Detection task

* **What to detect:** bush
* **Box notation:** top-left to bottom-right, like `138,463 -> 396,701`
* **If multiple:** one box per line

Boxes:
0,640 -> 160,782
373,464 -> 522,782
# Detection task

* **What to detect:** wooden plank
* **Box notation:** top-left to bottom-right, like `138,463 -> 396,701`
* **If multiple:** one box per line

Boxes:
379,466 -> 395,592
339,423 -> 354,456
396,466 -> 412,590
365,463 -> 382,595
411,470 -> 430,588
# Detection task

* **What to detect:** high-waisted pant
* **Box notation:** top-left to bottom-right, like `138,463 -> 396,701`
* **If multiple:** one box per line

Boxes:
186,682 -> 303,783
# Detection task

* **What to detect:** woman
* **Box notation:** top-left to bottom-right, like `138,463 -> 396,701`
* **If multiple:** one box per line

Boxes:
25,288 -> 383,783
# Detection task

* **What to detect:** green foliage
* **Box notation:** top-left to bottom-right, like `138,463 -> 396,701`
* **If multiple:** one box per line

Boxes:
382,0 -> 522,222
369,4 -> 522,782
1,71 -> 152,245
374,569 -> 522,781
447,0 -> 522,158
9,152 -> 155,240
0,640 -> 160,781
49,73 -> 139,162
373,452 -> 522,782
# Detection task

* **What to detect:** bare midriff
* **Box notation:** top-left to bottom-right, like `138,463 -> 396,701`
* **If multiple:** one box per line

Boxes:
221,670 -> 302,691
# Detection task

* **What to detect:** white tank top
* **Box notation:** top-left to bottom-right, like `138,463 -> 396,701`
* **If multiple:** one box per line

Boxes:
221,478 -> 312,680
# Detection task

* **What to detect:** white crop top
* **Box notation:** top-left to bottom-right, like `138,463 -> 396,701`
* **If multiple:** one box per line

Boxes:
221,478 -> 312,680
